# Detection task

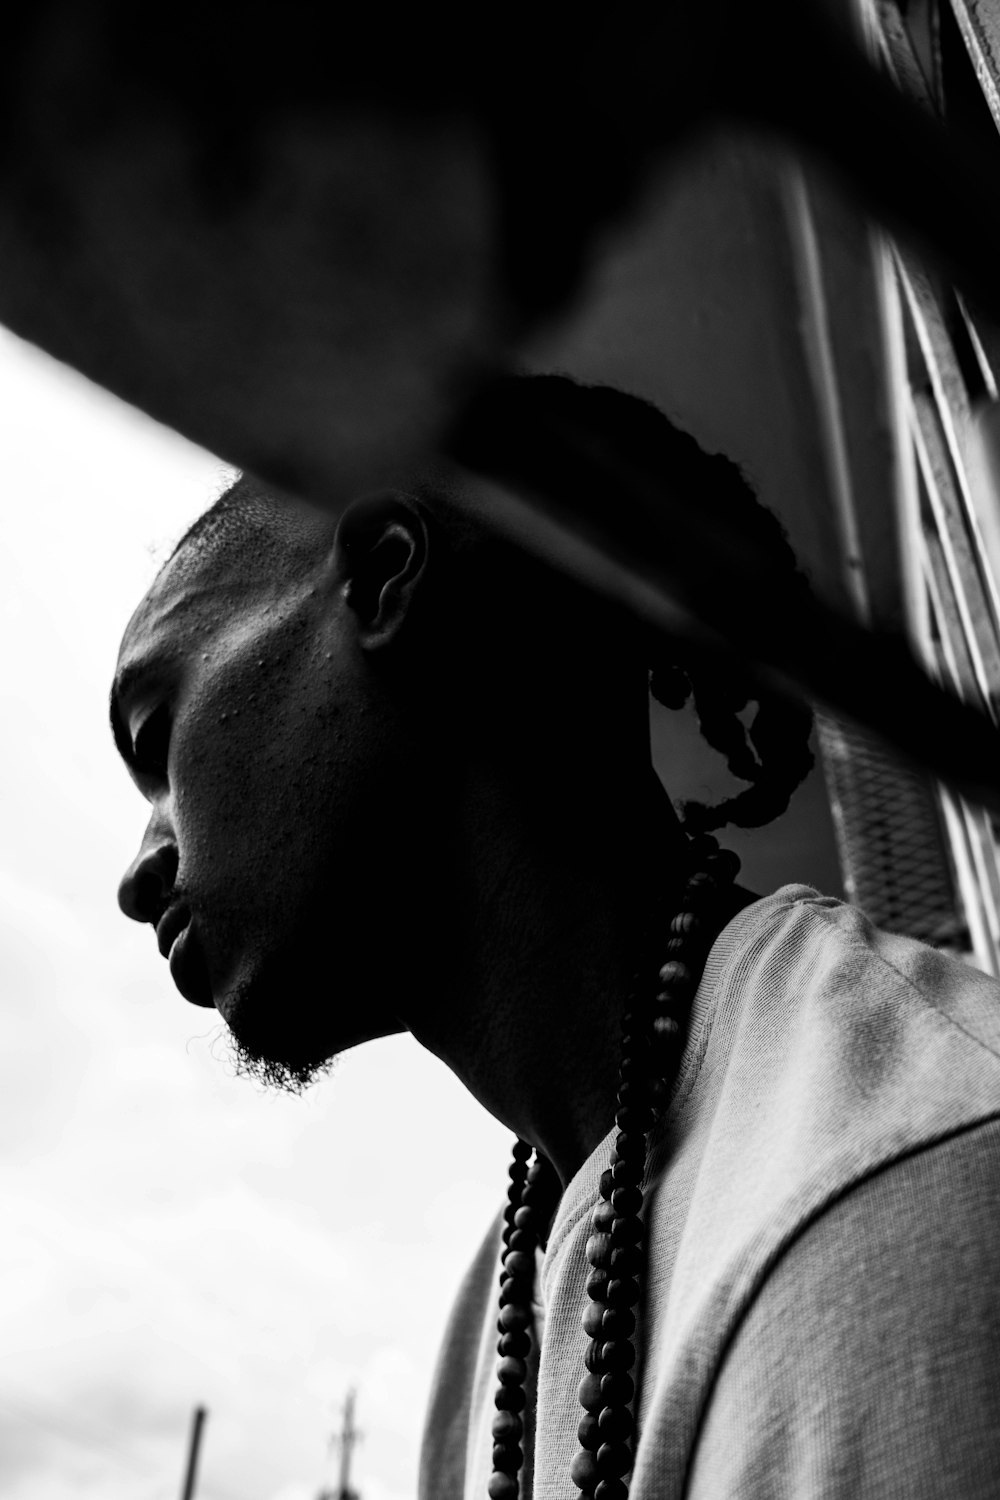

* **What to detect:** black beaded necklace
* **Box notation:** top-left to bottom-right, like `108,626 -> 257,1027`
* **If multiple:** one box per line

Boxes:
487,837 -> 740,1500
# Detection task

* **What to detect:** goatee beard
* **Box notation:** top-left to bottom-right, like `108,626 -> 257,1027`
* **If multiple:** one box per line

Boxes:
227,1034 -> 336,1094
219,984 -> 340,1094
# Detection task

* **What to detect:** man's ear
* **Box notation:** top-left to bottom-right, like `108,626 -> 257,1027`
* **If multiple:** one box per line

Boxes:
333,490 -> 431,649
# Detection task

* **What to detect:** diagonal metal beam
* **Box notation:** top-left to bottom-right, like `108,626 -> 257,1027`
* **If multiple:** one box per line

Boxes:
1,2 -> 1000,491
449,379 -> 1000,818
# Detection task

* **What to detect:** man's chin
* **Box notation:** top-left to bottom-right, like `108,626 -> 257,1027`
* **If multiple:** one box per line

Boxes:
218,974 -> 340,1095
227,1032 -> 336,1095
214,951 -> 404,1093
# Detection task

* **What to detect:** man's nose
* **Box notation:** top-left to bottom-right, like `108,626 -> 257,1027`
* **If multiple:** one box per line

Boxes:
118,825 -> 180,924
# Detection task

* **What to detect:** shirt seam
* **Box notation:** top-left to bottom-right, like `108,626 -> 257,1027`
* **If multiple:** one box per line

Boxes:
801,898 -> 1000,1064
553,886 -> 1000,1268
665,885 -> 817,1127
686,1110 -> 1000,1493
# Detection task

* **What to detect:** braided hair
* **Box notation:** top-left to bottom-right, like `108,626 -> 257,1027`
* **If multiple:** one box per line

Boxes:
643,438 -> 816,834
651,656 -> 815,835
450,373 -> 817,837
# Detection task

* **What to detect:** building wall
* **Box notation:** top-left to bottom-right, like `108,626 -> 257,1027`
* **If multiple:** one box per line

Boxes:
521,132 -> 857,896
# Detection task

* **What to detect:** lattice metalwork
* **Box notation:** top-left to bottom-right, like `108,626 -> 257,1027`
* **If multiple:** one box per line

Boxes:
817,714 -> 968,950
853,0 -> 1000,972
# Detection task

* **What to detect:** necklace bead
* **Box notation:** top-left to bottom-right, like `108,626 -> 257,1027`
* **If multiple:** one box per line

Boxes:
578,1413 -> 601,1450
658,959 -> 694,990
709,849 -> 742,883
605,1275 -> 640,1308
488,1472 -> 519,1500
608,1243 -> 643,1278
586,1232 -> 612,1268
586,1268 -> 609,1300
652,1015 -> 681,1045
610,1216 -> 643,1247
582,1302 -> 606,1338
484,853 -> 738,1499
494,1384 -> 527,1413
597,1441 -> 632,1479
493,1443 -> 522,1473
592,1200 -> 615,1233
601,1306 -> 636,1340
595,1477 -> 629,1500
614,1103 -> 655,1133
598,1405 -> 634,1442
492,1411 -> 522,1442
502,1250 -> 534,1279
670,910 -> 702,935
611,1158 -> 644,1188
600,1339 -> 636,1371
611,1185 -> 642,1215
498,1304 -> 530,1334
578,1372 -> 604,1412
497,1356 -> 528,1385
600,1371 -> 634,1406
570,1449 -> 600,1491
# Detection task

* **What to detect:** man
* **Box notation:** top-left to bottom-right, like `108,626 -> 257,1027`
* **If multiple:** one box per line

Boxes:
113,378 -> 1000,1498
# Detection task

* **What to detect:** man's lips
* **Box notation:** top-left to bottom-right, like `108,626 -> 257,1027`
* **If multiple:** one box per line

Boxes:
156,904 -> 189,959
155,906 -> 215,1008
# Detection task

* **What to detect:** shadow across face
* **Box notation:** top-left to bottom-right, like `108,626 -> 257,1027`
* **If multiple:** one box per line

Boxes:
113,485 -> 437,1088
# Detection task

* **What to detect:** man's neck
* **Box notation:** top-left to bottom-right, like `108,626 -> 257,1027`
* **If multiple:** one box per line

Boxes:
407,753 -> 699,1187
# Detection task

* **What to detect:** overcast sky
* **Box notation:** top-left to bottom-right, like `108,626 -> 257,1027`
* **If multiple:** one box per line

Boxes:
0,326 -> 513,1500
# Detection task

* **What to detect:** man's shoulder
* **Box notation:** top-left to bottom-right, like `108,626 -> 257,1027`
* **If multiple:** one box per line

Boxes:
647,885 -> 1000,1362
763,884 -> 1000,1046
687,1115 -> 1000,1498
713,883 -> 1000,1073
689,885 -> 1000,1210
635,894 -> 1000,1495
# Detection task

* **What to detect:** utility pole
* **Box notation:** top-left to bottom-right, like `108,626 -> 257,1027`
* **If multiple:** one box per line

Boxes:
179,1406 -> 207,1500
318,1388 -> 362,1500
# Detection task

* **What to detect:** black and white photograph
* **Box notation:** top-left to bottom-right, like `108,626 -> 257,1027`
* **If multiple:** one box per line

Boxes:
4,4 -> 1000,1497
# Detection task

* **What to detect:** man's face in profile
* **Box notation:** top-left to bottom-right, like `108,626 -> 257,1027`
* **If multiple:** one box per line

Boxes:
111,493 -> 416,1089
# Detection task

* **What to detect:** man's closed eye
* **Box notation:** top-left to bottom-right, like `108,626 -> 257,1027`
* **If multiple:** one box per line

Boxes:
131,703 -> 172,778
